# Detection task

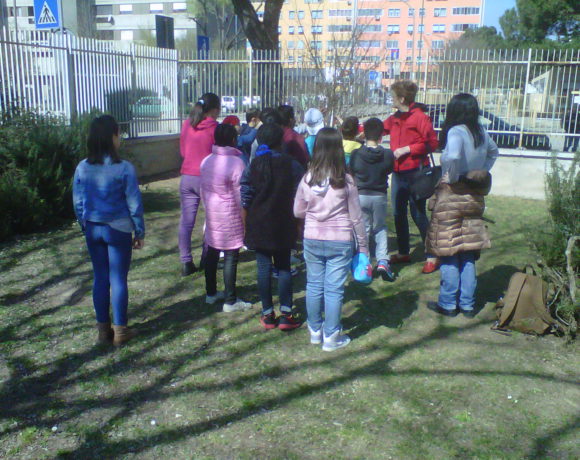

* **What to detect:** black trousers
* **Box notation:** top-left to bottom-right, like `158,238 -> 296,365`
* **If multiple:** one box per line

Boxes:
205,246 -> 240,305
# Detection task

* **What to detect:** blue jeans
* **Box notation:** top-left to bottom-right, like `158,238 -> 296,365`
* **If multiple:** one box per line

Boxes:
391,170 -> 429,256
85,222 -> 133,326
438,252 -> 477,311
255,249 -> 292,315
303,239 -> 353,337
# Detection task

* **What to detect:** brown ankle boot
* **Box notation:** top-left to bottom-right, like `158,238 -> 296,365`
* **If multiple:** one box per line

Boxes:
112,325 -> 137,346
96,322 -> 114,344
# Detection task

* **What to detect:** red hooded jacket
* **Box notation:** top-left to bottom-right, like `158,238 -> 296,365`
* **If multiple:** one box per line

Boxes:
383,103 -> 438,173
180,117 -> 218,176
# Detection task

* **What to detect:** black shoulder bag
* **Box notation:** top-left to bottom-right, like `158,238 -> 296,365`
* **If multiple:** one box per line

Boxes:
409,153 -> 442,201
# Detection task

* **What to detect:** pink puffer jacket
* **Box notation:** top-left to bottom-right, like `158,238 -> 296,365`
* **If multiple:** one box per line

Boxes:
200,145 -> 246,250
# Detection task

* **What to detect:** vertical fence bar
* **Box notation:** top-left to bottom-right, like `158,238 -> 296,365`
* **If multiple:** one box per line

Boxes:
518,48 -> 533,149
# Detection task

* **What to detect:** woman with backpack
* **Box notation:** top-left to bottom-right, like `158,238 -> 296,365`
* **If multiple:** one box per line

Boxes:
294,128 -> 368,351
426,93 -> 498,317
179,92 -> 220,276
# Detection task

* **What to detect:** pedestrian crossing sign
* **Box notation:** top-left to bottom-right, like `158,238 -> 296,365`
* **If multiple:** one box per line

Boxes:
34,0 -> 61,30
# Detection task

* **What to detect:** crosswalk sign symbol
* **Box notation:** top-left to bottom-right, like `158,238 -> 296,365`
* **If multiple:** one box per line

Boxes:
34,0 -> 61,30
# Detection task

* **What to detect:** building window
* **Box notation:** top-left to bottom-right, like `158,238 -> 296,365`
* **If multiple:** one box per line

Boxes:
407,24 -> 413,33
305,0 -> 322,3
452,7 -> 480,15
96,5 -> 113,15
418,24 -> 424,33
387,24 -> 400,34
311,40 -> 322,50
329,10 -> 351,17
288,40 -> 295,49
119,5 -> 133,14
311,10 -> 323,19
298,26 -> 304,34
419,8 -> 425,16
406,40 -> 413,48
289,10 -> 295,19
173,2 -> 187,12
434,8 -> 447,17
296,40 -> 304,49
417,40 -> 423,49
358,40 -> 381,48
451,23 -> 479,31
150,3 -> 164,13
406,56 -> 412,62
120,30 -> 134,40
328,24 -> 352,32
311,25 -> 323,34
298,10 -> 305,19
408,8 -> 415,17
432,40 -> 445,49
388,9 -> 400,17
385,40 -> 399,49
358,9 -> 383,17
358,24 -> 382,32
289,26 -> 294,34
278,26 -> 282,34
433,24 -> 445,33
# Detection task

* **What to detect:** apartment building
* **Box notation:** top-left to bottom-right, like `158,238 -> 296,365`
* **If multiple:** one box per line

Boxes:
256,0 -> 483,75
0,1 -> 195,41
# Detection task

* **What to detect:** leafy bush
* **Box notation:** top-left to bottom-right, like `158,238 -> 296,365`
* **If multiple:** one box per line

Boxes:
0,110 -> 97,241
533,152 -> 579,332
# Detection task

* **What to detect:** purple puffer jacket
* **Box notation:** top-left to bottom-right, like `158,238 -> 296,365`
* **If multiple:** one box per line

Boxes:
200,145 -> 246,250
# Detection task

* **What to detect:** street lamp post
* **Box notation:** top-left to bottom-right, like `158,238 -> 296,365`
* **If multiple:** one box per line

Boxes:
417,0 -> 425,79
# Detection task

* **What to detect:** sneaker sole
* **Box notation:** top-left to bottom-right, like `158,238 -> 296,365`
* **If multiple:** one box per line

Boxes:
310,337 -> 322,345
260,321 -> 278,329
322,340 -> 351,352
278,322 -> 302,331
377,269 -> 395,282
223,304 -> 252,313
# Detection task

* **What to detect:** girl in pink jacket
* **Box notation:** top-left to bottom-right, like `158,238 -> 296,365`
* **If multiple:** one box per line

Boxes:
294,128 -> 368,351
200,124 -> 252,312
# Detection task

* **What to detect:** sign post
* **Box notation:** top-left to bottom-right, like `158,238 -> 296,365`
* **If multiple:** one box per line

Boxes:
197,35 -> 209,59
34,0 -> 61,30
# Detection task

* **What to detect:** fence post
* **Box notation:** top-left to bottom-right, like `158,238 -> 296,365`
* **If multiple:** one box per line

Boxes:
66,35 -> 77,121
130,43 -> 137,137
422,51 -> 429,96
248,49 -> 253,104
518,48 -> 533,149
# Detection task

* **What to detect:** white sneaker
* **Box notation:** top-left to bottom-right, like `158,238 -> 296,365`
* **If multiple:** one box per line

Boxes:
308,324 -> 322,345
205,292 -> 225,305
322,329 -> 351,352
223,299 -> 253,313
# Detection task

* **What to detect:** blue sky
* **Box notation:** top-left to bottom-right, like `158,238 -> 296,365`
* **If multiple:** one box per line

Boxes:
483,0 -> 517,33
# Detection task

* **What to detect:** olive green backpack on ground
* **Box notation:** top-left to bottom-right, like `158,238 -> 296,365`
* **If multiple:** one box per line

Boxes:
493,266 -> 559,335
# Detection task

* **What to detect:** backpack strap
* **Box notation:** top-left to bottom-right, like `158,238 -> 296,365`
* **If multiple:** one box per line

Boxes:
496,273 -> 527,326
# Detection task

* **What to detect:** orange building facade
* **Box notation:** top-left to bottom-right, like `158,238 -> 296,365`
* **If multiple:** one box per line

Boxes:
254,0 -> 484,79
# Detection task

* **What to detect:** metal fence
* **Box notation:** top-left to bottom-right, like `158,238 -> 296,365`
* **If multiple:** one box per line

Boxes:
0,30 -> 179,137
1,30 -> 579,151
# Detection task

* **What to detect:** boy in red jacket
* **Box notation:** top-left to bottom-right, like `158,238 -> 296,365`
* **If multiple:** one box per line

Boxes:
383,80 -> 439,274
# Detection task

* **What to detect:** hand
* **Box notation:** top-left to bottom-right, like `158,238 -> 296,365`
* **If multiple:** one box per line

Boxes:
393,146 -> 410,159
133,238 -> 145,249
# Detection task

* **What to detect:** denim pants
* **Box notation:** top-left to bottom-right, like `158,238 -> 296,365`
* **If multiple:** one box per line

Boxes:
179,174 -> 202,263
391,170 -> 429,256
85,222 -> 132,326
255,249 -> 292,315
303,239 -> 353,337
438,251 -> 477,311
205,246 -> 240,305
359,194 -> 389,262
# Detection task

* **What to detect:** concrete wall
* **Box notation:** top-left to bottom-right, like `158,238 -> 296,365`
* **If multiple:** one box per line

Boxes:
124,134 -> 181,182
125,133 -> 575,201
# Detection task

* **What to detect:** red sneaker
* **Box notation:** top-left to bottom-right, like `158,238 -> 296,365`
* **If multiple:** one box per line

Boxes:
278,313 -> 303,331
260,313 -> 278,330
390,254 -> 411,264
422,260 -> 440,274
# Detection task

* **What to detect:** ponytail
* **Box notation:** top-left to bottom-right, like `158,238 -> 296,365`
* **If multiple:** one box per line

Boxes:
190,92 -> 220,128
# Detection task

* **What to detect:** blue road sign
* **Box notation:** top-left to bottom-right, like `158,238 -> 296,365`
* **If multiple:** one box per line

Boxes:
369,70 -> 378,81
34,0 -> 61,30
197,35 -> 210,58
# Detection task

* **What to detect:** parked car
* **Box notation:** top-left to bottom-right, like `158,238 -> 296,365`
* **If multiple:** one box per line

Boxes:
130,96 -> 171,119
242,95 -> 261,107
426,104 -> 551,150
221,96 -> 236,113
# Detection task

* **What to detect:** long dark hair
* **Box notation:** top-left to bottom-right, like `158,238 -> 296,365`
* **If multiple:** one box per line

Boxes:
215,123 -> 238,147
190,92 -> 220,128
87,115 -> 121,164
439,93 -> 484,149
253,123 -> 284,188
307,127 -> 346,189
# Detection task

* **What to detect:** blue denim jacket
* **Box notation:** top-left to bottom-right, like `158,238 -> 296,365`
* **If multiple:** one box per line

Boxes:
73,157 -> 145,238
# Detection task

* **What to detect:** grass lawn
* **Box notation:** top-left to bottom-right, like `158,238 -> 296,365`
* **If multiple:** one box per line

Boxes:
0,177 -> 578,460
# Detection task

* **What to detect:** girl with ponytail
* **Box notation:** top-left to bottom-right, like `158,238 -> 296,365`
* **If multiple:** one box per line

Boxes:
179,92 -> 220,276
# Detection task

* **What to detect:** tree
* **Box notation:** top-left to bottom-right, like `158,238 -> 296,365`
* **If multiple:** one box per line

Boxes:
187,0 -> 246,51
230,0 -> 283,50
449,26 -> 507,49
499,8 -> 522,42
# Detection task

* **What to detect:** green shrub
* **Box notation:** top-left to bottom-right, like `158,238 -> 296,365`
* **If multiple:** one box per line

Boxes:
0,110 -> 97,241
533,152 -> 580,331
